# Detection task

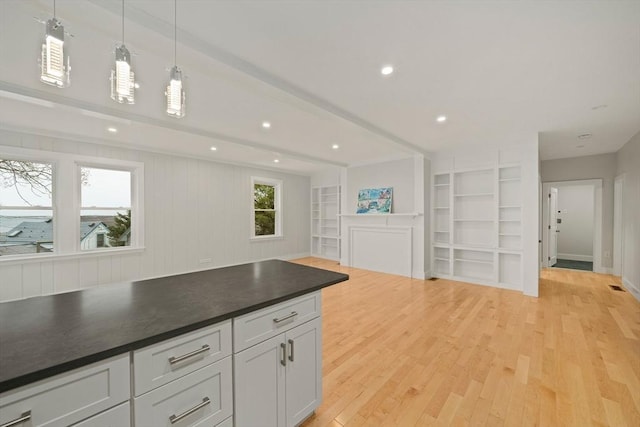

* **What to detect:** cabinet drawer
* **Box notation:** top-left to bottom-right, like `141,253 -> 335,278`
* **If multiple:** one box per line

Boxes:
133,320 -> 232,396
0,355 -> 129,427
71,402 -> 130,427
234,292 -> 321,352
134,357 -> 233,427
216,416 -> 233,427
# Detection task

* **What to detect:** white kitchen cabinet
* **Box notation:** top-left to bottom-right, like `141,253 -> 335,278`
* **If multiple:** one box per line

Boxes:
0,355 -> 130,427
234,317 -> 322,427
70,402 -> 130,427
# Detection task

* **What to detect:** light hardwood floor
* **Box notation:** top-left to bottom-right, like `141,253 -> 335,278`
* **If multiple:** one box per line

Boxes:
293,258 -> 640,427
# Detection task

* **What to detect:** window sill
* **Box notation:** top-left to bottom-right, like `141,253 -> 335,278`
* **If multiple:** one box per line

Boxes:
250,235 -> 284,242
0,247 -> 146,266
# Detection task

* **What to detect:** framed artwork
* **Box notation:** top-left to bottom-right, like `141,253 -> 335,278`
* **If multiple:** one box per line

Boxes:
356,187 -> 393,214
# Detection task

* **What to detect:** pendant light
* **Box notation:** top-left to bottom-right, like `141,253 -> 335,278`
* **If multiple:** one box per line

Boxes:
165,0 -> 186,118
110,0 -> 136,104
40,0 -> 70,88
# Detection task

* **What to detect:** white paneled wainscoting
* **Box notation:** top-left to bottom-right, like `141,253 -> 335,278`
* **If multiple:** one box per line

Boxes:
0,130 -> 311,302
349,226 -> 412,277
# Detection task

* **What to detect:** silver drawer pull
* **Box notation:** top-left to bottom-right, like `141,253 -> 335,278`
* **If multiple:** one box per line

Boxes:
1,411 -> 31,427
169,397 -> 211,424
169,344 -> 210,365
273,311 -> 298,324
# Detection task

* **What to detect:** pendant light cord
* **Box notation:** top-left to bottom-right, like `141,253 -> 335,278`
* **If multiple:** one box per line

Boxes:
174,0 -> 177,66
122,0 -> 125,43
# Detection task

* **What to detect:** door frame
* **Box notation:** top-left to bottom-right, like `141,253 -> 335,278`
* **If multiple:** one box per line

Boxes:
541,179 -> 603,271
613,174 -> 625,276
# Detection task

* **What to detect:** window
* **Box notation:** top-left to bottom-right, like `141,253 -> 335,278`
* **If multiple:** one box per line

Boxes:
0,146 -> 144,260
80,166 -> 132,251
251,177 -> 282,238
0,158 -> 54,256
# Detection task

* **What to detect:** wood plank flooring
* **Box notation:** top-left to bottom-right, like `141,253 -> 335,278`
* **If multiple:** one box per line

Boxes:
293,258 -> 640,427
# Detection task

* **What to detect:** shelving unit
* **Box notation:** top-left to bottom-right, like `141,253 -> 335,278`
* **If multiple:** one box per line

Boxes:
311,185 -> 341,260
432,165 -> 523,290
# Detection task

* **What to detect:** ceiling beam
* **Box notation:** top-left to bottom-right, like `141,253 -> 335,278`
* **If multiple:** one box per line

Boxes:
0,82 -> 349,168
87,0 -> 428,156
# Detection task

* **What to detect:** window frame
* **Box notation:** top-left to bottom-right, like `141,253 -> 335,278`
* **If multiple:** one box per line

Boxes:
0,146 -> 144,263
250,176 -> 282,240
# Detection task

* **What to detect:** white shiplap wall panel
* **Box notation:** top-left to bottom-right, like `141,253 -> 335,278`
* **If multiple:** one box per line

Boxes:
22,263 -> 43,299
0,130 -> 310,301
0,264 -> 22,301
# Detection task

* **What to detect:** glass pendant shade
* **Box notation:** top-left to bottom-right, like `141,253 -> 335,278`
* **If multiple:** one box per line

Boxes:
40,18 -> 70,87
165,65 -> 185,118
110,44 -> 135,104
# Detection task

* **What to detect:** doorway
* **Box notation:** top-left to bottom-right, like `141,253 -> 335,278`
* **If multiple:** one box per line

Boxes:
542,179 -> 603,272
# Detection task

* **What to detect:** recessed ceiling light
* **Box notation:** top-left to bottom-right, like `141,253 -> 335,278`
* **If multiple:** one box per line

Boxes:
332,144 -> 339,150
134,82 -> 140,89
592,104 -> 607,110
578,133 -> 592,140
273,159 -> 280,163
577,145 -> 585,148
107,127 -> 118,133
381,65 -> 394,76
436,115 -> 447,123
262,121 -> 271,129
210,146 -> 217,151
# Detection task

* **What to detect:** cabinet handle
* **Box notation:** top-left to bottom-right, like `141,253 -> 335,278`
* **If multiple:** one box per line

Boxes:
280,342 -> 287,366
169,397 -> 211,424
288,339 -> 295,362
169,344 -> 210,365
1,412 -> 31,427
273,311 -> 298,324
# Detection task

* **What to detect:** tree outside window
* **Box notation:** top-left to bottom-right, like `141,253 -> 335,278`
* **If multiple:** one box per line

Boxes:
252,177 -> 282,238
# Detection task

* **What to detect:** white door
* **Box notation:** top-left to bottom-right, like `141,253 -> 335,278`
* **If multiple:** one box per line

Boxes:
285,318 -> 322,427
549,187 -> 559,266
234,334 -> 286,427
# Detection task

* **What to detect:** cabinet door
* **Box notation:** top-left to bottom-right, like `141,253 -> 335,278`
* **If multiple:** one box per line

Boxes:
234,335 -> 286,427
285,318 -> 322,427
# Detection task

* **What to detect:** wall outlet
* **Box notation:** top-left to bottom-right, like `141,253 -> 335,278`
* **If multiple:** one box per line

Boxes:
604,251 -> 610,258
199,258 -> 212,264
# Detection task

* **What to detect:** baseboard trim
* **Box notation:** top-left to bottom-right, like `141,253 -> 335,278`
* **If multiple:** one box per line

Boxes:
623,277 -> 640,302
557,253 -> 593,262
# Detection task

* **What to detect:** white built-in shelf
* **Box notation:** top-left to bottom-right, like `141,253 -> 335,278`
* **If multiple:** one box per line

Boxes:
454,219 -> 493,222
434,257 -> 450,262
499,233 -> 520,236
499,205 -> 521,209
452,243 -> 494,250
499,178 -> 520,182
454,258 -> 493,265
434,207 -> 450,210
454,193 -> 494,197
434,183 -> 450,187
499,219 -> 520,222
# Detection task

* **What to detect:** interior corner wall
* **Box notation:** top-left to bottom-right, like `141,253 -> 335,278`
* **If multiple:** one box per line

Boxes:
0,130 -> 311,302
424,157 -> 431,278
540,153 -> 616,269
616,131 -> 640,300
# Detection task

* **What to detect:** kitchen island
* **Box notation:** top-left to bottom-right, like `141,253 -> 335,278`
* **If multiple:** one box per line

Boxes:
0,259 -> 348,426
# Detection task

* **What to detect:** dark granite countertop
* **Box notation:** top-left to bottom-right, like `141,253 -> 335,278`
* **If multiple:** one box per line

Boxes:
0,259 -> 348,393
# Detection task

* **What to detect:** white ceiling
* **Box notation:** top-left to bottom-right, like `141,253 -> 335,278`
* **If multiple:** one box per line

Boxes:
1,0 -> 639,174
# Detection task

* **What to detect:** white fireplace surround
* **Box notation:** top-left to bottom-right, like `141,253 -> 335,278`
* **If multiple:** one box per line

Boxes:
348,226 -> 413,278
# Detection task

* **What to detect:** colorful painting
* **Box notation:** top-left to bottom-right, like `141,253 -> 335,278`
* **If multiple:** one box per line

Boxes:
356,187 -> 393,214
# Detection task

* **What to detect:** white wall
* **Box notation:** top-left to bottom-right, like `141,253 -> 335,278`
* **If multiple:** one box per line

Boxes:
0,130 -> 311,301
541,153 -> 617,268
616,131 -> 640,300
557,185 -> 594,261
